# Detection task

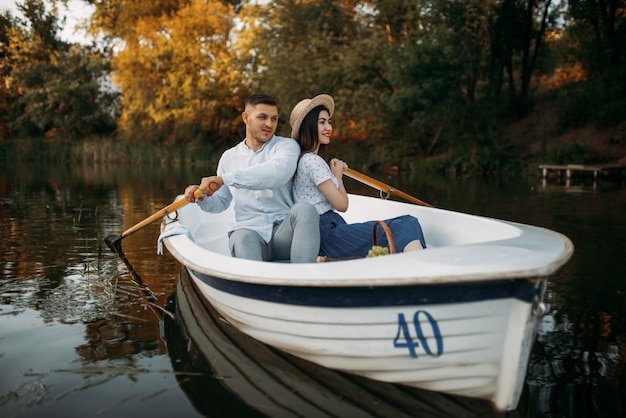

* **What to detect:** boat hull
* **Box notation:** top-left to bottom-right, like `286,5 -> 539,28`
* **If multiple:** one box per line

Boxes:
187,267 -> 545,411
169,267 -> 501,417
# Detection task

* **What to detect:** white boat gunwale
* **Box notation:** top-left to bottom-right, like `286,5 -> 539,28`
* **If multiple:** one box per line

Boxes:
162,193 -> 574,287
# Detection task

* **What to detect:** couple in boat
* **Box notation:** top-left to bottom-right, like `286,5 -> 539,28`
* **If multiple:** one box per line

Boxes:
184,93 -> 426,263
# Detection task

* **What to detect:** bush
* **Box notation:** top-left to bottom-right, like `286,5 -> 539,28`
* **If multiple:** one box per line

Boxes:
548,142 -> 604,164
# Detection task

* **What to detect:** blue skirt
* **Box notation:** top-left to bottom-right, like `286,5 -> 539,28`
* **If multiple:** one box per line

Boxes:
319,211 -> 427,258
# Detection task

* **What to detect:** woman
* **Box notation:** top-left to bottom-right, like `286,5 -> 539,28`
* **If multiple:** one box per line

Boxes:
290,94 -> 426,259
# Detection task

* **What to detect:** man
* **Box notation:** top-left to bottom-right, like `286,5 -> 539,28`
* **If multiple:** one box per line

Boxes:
184,94 -> 320,262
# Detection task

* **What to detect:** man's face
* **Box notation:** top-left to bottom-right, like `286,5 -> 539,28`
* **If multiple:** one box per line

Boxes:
243,103 -> 279,148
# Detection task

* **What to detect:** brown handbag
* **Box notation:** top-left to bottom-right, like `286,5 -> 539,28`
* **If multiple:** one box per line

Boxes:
372,220 -> 396,254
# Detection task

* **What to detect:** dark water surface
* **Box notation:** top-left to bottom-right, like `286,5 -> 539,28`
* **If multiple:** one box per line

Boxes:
1,162 -> 625,417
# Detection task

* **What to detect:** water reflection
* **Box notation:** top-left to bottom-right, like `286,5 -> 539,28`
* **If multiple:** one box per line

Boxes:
522,287 -> 626,417
1,162 -> 625,416
74,269 -> 164,362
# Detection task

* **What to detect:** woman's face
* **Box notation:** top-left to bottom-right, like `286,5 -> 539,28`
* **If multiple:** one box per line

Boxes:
316,109 -> 332,148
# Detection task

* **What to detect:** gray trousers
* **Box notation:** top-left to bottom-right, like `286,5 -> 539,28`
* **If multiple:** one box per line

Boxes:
228,202 -> 320,263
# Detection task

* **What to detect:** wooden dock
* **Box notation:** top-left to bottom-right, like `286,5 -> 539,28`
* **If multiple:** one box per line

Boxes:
538,163 -> 625,189
539,163 -> 625,180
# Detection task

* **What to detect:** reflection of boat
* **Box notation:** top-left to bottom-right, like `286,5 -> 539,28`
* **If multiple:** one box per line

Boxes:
163,267 -> 501,417
161,193 -> 574,411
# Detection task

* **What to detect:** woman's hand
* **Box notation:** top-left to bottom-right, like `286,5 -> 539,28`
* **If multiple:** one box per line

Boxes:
320,158 -> 349,212
329,158 -> 348,179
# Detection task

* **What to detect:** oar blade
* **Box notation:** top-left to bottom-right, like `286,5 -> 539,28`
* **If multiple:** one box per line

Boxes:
105,234 -> 124,257
103,187 -> 208,258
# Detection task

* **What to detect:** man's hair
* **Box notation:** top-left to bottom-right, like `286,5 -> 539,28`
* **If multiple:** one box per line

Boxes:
245,94 -> 279,109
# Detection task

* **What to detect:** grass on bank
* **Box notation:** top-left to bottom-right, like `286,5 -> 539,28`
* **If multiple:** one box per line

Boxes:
0,136 -> 220,168
0,128 -> 621,178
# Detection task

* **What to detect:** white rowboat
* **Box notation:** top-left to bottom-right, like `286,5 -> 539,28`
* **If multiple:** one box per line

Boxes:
161,193 -> 573,411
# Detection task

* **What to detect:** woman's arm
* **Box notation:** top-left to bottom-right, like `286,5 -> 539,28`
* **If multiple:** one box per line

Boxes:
318,158 -> 349,212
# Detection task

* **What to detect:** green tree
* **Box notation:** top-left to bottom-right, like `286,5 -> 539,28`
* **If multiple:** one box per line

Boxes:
239,0 -> 362,126
240,0 -> 407,159
565,0 -> 626,126
5,0 -> 118,138
370,1 -> 475,160
238,1 -> 517,167
488,0 -> 564,117
0,11 -> 18,140
568,0 -> 625,73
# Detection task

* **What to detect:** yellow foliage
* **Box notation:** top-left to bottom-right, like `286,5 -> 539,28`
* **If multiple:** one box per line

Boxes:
112,0 -> 243,141
534,61 -> 588,91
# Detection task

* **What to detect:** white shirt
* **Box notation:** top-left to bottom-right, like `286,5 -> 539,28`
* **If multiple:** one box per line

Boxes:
293,152 -> 338,215
198,135 -> 300,242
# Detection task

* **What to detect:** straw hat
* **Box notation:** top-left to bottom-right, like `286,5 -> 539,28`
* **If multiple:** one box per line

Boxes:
289,94 -> 335,139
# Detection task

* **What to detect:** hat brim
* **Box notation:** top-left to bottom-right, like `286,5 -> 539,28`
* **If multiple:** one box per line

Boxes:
290,94 -> 335,139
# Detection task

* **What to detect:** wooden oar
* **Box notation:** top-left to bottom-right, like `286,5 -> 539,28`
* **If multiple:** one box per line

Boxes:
105,187 -> 208,257
344,168 -> 433,207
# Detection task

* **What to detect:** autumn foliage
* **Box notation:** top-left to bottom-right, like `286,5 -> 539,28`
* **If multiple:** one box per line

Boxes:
1,0 -> 624,169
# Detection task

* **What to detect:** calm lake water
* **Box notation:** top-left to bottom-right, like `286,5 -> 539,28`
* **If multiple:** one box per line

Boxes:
1,162 -> 625,417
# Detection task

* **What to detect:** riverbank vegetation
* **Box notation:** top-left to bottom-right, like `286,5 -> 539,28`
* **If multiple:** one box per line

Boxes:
1,0 -> 624,174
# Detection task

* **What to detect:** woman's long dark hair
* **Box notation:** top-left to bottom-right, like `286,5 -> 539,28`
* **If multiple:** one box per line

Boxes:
297,105 -> 329,157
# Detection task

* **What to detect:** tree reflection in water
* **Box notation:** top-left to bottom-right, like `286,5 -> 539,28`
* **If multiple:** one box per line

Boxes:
2,163 -> 625,417
523,288 -> 625,417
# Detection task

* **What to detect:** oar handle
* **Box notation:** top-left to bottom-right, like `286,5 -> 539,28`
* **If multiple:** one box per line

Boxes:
120,189 -> 201,238
344,168 -> 432,207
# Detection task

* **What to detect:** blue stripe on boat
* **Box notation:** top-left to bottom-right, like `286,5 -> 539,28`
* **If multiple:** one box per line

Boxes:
193,270 -> 543,307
